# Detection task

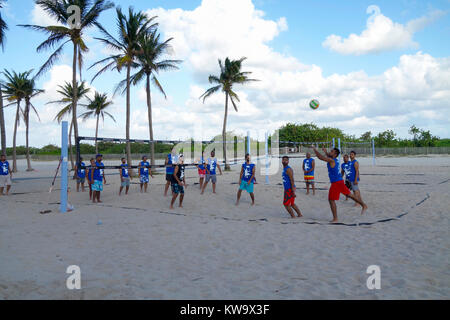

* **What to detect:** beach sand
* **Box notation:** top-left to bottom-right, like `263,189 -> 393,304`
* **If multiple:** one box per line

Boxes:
0,156 -> 449,299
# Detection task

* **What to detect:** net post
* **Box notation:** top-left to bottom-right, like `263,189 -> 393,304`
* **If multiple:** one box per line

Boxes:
247,131 -> 251,155
372,139 -> 376,166
332,138 -> 335,149
60,121 -> 68,213
265,131 -> 269,185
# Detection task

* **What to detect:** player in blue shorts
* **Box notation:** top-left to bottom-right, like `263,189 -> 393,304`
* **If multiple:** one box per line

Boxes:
236,153 -> 255,206
139,156 -> 153,193
87,158 -> 95,200
91,154 -> 106,203
119,157 -> 132,195
74,157 -> 86,192
0,154 -> 12,196
170,155 -> 186,209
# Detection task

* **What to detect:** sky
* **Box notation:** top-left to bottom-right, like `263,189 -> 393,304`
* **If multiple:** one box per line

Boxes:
1,0 -> 449,147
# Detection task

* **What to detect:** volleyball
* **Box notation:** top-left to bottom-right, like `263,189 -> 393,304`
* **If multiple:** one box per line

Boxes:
309,99 -> 320,110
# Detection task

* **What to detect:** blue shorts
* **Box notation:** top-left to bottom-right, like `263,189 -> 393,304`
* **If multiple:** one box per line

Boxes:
239,180 -> 254,193
140,176 -> 149,184
92,180 -> 103,192
171,183 -> 184,194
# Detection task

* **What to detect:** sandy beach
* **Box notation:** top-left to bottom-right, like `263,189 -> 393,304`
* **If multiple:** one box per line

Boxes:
0,155 -> 449,299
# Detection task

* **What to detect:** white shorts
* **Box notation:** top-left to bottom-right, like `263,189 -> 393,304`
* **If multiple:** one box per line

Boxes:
0,175 -> 11,188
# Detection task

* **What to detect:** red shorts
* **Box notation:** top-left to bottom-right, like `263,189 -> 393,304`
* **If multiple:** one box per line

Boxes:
283,188 -> 296,206
328,180 -> 351,200
198,168 -> 206,177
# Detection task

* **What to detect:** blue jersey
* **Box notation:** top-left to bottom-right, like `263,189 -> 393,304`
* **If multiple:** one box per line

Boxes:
327,158 -> 342,183
198,157 -> 206,170
303,158 -> 314,177
166,154 -> 175,174
121,164 -> 129,178
0,161 -> 9,176
140,161 -> 150,177
282,166 -> 295,190
77,162 -> 86,178
241,163 -> 255,182
341,162 -> 352,180
207,158 -> 218,175
349,160 -> 360,182
93,161 -> 104,182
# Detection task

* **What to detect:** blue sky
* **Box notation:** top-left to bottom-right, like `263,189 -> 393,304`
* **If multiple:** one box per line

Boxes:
1,0 -> 449,147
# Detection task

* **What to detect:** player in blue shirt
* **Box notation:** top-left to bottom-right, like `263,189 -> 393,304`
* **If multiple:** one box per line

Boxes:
87,158 -> 96,200
302,152 -> 315,195
91,154 -> 106,203
0,154 -> 12,196
164,151 -> 177,197
282,156 -> 303,218
341,154 -> 352,201
74,157 -> 86,192
312,146 -> 367,223
349,151 -> 363,207
119,157 -> 132,195
201,150 -> 222,195
138,155 -> 153,193
236,153 -> 256,206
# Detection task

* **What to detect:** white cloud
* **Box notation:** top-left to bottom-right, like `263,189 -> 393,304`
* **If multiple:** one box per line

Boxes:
322,6 -> 446,55
31,4 -> 63,26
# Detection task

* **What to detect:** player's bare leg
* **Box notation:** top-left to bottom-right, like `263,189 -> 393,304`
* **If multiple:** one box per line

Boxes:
201,181 -> 208,195
284,205 -> 296,218
170,193 -> 178,209
292,203 -> 303,217
328,199 -> 338,223
312,183 -> 316,195
236,189 -> 242,205
0,187 -> 3,195
119,186 -> 123,196
125,186 -> 129,195
250,193 -> 255,206
212,183 -> 216,194
305,182 -> 309,195
353,190 -> 362,207
347,193 -> 367,214
164,181 -> 170,196
179,194 -> 184,208
199,177 -> 204,190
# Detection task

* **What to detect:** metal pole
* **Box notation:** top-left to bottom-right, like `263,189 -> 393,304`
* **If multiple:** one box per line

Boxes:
332,138 -> 335,149
247,130 -> 251,155
60,121 -> 68,213
372,139 -> 376,166
265,132 -> 269,185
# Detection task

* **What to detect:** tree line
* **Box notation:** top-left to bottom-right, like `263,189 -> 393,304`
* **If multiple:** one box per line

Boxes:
278,123 -> 450,148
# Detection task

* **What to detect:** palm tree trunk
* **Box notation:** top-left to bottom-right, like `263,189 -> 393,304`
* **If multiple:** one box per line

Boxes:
12,99 -> 20,173
126,61 -> 133,174
0,87 -> 6,155
146,74 -> 155,166
222,92 -> 230,170
25,100 -> 32,171
95,113 -> 99,154
72,42 -> 79,160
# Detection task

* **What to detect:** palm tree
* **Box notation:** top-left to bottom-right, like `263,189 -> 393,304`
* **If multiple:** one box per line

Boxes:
90,6 -> 157,170
116,31 -> 181,166
22,77 -> 44,171
79,92 -> 115,154
1,70 -> 31,172
19,0 -> 114,159
0,0 -> 8,155
200,57 -> 257,170
0,0 -> 7,51
47,81 -> 90,169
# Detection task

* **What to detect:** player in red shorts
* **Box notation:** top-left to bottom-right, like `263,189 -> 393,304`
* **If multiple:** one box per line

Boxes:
312,146 -> 367,223
282,156 -> 303,218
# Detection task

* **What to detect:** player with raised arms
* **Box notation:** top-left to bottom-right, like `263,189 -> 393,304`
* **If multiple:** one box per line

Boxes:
311,146 -> 367,223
